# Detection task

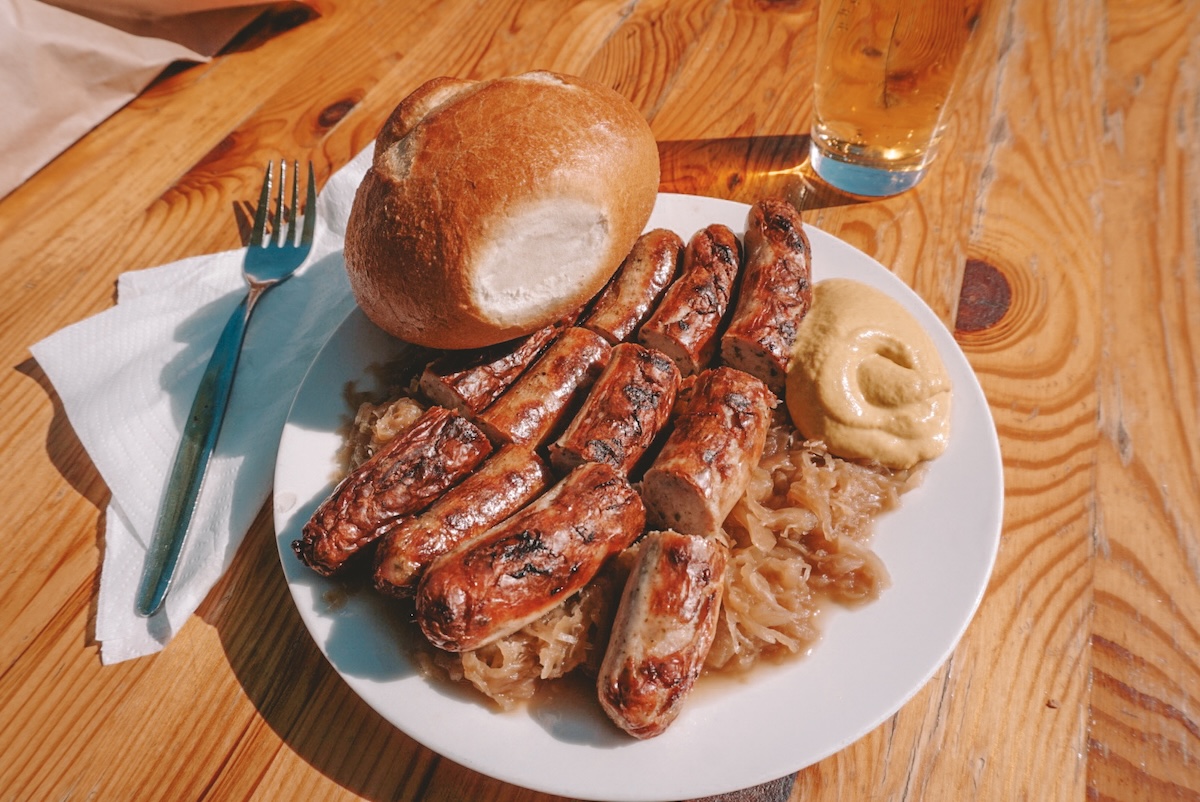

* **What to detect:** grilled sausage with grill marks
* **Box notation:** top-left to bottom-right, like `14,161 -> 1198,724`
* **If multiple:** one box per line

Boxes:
548,342 -> 680,476
373,444 -> 552,597
583,229 -> 683,344
294,406 -> 492,576
639,367 -> 774,538
475,326 -> 612,447
598,530 -> 728,738
721,198 -> 812,393
416,461 -> 645,652
418,315 -> 571,415
637,224 -> 741,377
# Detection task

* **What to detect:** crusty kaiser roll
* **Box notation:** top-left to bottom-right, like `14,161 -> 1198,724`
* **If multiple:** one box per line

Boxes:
344,71 -> 660,350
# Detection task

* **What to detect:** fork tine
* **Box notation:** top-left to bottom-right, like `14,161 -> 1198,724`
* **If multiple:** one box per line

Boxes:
271,160 -> 286,246
285,160 -> 300,247
249,161 -> 273,247
301,162 -> 318,247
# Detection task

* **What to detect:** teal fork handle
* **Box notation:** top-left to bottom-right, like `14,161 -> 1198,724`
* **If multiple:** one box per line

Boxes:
136,291 -> 256,617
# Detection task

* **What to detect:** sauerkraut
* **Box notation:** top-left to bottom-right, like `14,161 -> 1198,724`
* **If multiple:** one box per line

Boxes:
709,418 -> 921,671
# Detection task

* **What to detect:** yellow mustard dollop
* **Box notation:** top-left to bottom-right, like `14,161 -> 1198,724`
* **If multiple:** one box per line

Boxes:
785,278 -> 952,469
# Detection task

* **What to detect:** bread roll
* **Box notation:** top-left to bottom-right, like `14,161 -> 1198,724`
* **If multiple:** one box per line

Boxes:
344,71 -> 661,350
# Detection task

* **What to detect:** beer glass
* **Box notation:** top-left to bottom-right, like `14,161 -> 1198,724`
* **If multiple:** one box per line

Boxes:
809,0 -> 984,197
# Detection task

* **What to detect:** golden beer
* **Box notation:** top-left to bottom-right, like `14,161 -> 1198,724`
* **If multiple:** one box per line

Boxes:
810,0 -> 983,196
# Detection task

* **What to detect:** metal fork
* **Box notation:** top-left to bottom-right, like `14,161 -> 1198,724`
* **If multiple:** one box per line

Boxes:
136,160 -> 317,617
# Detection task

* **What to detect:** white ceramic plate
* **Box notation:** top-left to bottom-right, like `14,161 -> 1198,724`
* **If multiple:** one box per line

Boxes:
274,193 -> 1004,802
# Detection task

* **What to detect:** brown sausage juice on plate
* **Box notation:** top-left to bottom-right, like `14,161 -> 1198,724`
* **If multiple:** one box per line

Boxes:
295,195 -> 952,737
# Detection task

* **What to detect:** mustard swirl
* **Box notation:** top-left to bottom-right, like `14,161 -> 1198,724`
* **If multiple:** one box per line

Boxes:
785,278 -> 952,469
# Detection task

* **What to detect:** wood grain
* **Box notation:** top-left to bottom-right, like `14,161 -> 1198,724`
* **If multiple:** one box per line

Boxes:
1092,0 -> 1200,800
1,0 -> 1198,800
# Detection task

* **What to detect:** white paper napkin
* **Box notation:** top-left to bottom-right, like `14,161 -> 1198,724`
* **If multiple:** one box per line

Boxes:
0,0 -> 272,199
31,146 -> 374,664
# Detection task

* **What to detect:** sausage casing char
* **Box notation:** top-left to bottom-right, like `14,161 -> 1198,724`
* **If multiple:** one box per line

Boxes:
720,198 -> 813,393
415,461 -> 646,652
597,530 -> 728,739
372,444 -> 553,597
418,317 -> 568,415
583,229 -> 683,344
548,343 -> 681,476
294,406 -> 493,576
640,367 -> 775,538
475,326 -> 612,446
637,224 -> 741,376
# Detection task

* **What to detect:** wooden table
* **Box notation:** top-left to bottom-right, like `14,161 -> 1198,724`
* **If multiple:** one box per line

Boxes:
3,1 -> 1197,799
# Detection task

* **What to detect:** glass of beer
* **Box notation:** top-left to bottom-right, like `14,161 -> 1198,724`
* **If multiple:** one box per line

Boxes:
809,0 -> 984,197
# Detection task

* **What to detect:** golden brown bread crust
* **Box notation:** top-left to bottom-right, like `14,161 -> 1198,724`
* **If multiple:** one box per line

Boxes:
345,71 -> 660,350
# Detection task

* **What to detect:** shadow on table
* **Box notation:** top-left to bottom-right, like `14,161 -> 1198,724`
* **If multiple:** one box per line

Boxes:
658,134 -> 869,212
15,358 -> 111,648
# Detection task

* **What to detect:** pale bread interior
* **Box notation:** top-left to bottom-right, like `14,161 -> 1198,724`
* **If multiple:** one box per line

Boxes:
470,198 -> 611,326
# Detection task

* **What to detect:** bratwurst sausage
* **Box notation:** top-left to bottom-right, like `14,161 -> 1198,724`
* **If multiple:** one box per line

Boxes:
720,198 -> 812,393
293,406 -> 492,576
639,367 -> 774,538
638,224 -> 741,376
583,229 -> 683,345
548,342 -> 681,476
415,461 -> 646,653
475,326 -> 612,447
597,530 -> 728,739
418,315 -> 572,415
372,444 -> 552,597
